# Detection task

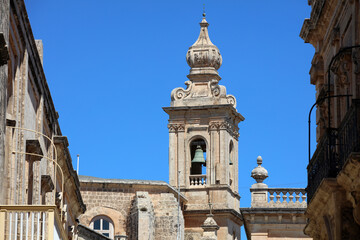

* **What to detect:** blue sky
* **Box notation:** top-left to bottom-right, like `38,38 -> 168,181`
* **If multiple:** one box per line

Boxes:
25,0 -> 315,236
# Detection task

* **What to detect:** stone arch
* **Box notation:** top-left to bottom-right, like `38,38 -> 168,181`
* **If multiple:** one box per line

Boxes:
188,135 -> 208,176
80,206 -> 126,236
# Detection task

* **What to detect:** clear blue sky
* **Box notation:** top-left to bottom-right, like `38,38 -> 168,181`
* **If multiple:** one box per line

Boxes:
25,0 -> 315,237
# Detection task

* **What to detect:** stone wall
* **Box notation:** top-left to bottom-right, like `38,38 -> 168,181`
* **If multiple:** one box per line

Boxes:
0,0 -> 9,205
128,191 -> 155,240
79,177 -> 185,240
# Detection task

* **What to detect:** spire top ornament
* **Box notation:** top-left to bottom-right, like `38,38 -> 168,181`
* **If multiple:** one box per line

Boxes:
251,156 -> 268,184
186,14 -> 222,77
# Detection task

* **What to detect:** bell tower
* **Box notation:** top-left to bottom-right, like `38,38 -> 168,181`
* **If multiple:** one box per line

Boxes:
163,14 -> 244,239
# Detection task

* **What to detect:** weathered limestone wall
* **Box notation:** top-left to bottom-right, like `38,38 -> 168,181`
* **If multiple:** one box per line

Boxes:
128,191 -> 155,240
0,2 -> 85,240
153,193 -> 184,240
79,178 -> 185,239
0,0 -> 9,205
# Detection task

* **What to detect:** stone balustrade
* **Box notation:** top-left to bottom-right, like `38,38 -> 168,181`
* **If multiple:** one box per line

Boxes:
189,175 -> 207,186
251,187 -> 307,208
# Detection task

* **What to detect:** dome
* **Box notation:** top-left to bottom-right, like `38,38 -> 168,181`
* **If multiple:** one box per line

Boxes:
251,156 -> 268,183
186,15 -> 222,72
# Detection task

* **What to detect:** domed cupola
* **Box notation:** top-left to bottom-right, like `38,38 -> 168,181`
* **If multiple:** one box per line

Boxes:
186,13 -> 222,78
169,13 -> 238,108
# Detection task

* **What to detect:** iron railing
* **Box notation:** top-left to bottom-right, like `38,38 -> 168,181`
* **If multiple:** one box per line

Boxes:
307,100 -> 360,202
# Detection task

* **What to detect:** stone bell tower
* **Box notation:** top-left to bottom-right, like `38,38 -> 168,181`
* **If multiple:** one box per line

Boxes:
163,14 -> 244,240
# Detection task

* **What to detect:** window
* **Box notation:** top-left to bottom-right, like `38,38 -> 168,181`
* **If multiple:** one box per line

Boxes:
90,216 -> 114,238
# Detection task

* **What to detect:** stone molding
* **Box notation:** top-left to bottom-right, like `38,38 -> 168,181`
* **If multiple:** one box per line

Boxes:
168,123 -> 185,133
299,0 -> 325,43
208,121 -> 239,139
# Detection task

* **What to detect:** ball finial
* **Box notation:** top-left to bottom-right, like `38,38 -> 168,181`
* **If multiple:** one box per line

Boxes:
251,155 -> 268,183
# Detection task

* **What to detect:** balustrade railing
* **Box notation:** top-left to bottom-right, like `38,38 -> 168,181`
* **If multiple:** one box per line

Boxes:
268,188 -> 307,207
189,175 -> 206,186
250,188 -> 307,208
307,99 -> 360,203
0,205 -> 67,240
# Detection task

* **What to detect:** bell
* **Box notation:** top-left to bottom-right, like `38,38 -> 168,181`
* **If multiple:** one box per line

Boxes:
229,157 -> 233,165
192,145 -> 206,164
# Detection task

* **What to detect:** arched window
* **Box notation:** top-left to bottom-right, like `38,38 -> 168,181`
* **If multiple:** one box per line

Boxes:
229,141 -> 234,166
229,141 -> 234,186
90,215 -> 114,238
190,138 -> 206,175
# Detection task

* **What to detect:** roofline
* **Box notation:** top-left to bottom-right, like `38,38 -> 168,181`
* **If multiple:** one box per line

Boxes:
79,175 -> 188,202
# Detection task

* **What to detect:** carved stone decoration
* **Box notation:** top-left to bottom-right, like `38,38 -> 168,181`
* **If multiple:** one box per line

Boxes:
169,15 -> 238,108
208,121 -> 239,139
331,52 -> 352,88
171,81 -> 193,101
208,121 -> 220,131
186,17 -> 222,72
353,48 -> 360,74
168,124 -> 185,133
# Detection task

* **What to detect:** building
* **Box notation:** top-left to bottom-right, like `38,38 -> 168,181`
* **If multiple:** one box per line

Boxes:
0,1 -> 313,240
241,156 -> 310,240
300,0 -> 360,239
0,0 -> 86,239
78,14 -> 243,240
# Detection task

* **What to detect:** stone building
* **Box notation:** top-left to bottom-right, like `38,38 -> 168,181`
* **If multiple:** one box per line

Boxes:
78,176 -> 186,240
0,1 -> 316,240
241,156 -> 310,240
0,0 -> 86,239
300,0 -> 360,239
79,14 -> 243,240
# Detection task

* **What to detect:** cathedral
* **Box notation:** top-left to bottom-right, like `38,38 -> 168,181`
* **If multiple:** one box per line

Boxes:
1,0 -> 359,240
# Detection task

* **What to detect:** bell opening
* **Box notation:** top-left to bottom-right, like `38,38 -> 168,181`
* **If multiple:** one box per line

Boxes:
190,139 -> 206,175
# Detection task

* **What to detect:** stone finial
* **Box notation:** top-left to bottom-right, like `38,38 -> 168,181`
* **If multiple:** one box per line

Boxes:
251,156 -> 268,183
186,15 -> 222,77
170,15 -> 237,108
201,214 -> 219,240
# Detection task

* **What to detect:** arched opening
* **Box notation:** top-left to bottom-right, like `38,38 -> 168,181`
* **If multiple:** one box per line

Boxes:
190,138 -> 206,175
90,215 -> 114,238
229,141 -> 234,166
229,141 -> 234,186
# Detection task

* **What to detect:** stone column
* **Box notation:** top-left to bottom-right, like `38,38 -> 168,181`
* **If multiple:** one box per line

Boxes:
168,124 -> 177,187
177,124 -> 185,187
219,122 -> 228,185
209,122 -> 218,185
234,138 -> 239,193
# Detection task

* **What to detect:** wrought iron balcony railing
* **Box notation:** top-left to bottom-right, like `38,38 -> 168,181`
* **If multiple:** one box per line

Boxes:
307,99 -> 360,203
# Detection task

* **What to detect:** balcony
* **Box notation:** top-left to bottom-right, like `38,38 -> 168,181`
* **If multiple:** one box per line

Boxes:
307,99 -> 360,203
189,175 -> 207,186
0,205 -> 67,240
